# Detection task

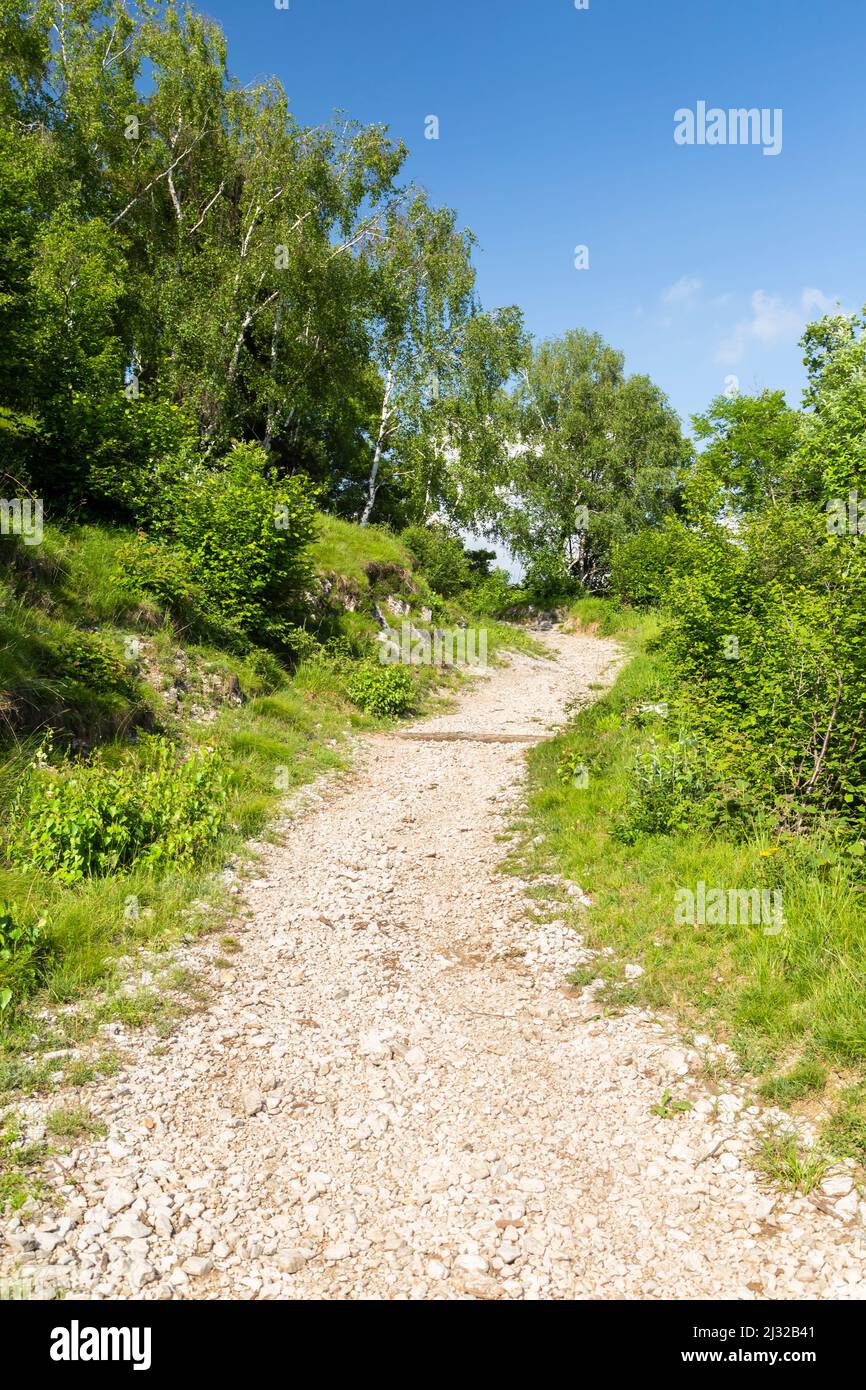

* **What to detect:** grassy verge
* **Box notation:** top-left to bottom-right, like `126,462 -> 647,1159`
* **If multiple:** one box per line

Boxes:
0,517 -> 537,1116
513,598 -> 866,1177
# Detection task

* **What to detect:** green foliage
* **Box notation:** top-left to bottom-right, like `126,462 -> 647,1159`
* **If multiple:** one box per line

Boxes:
521,549 -> 576,608
800,310 -> 866,503
821,1084 -> 866,1164
156,443 -> 317,649
470,567 -> 517,618
615,734 -> 717,842
556,747 -> 588,787
758,1058 -> 828,1106
687,390 -> 806,521
53,632 -> 137,698
753,1130 -> 831,1194
45,1106 -> 107,1141
77,395 -> 199,522
7,737 -> 229,883
650,1088 -> 693,1118
610,518 -> 709,609
503,329 -> 688,592
345,664 -> 415,718
567,595 -> 653,640
0,904 -> 51,1015
0,0 -> 527,535
0,1113 -> 49,1211
663,507 -> 866,830
401,523 -> 474,597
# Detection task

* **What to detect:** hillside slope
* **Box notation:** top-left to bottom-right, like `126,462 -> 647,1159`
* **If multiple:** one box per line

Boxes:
0,513 -> 527,1111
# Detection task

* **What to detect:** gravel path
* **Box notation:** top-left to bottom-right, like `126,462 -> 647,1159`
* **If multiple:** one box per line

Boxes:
3,628 -> 865,1300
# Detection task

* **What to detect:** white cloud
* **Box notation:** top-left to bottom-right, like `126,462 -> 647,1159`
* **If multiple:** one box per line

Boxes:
661,274 -> 703,306
716,288 -> 840,365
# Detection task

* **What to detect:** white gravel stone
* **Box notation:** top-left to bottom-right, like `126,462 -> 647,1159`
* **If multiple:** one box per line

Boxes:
242,1089 -> 264,1117
454,1254 -> 489,1274
822,1174 -> 854,1198
104,1187 -> 135,1215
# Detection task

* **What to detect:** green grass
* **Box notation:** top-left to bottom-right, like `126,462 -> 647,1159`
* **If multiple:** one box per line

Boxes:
0,1113 -> 49,1211
515,598 -> 866,1177
758,1057 -> 828,1106
45,1106 -> 107,1141
822,1083 -> 866,1165
566,595 -> 660,644
309,514 -> 412,585
753,1128 -> 833,1194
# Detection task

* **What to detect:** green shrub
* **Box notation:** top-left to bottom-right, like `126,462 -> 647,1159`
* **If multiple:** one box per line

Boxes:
401,523 -> 474,598
522,549 -> 575,607
610,519 -> 708,609
114,536 -> 249,651
7,736 -> 229,883
75,394 -> 198,522
244,647 -> 287,690
663,506 -> 866,830
157,443 -> 317,649
115,537 -> 204,615
615,734 -> 717,842
54,632 -> 137,698
0,906 -> 52,1015
345,664 -> 415,718
470,567 -> 517,618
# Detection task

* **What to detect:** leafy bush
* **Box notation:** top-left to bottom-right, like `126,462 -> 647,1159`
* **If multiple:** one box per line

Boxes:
470,567 -> 517,618
557,748 -> 589,787
156,443 -> 317,648
345,664 -> 415,718
244,646 -> 288,690
71,394 -> 198,522
610,519 -> 708,609
663,507 -> 866,830
115,537 -> 205,616
401,523 -> 474,598
54,632 -> 138,698
0,906 -> 51,1014
522,549 -> 575,608
615,734 -> 717,842
114,536 -> 248,650
7,737 -> 229,883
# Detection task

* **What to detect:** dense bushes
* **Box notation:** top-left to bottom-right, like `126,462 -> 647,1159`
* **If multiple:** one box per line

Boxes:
610,514 -> 866,838
401,523 -> 475,598
521,549 -> 576,608
114,443 -> 318,656
469,567 -> 516,618
603,320 -> 866,843
7,737 -> 229,883
609,519 -> 709,610
664,521 -> 866,832
344,664 -> 415,718
155,444 -> 317,649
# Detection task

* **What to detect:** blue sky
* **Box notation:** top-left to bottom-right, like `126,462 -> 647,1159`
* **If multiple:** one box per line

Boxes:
200,0 -> 865,432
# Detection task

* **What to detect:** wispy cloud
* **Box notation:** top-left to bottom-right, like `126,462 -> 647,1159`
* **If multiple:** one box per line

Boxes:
661,274 -> 703,307
716,288 -> 840,365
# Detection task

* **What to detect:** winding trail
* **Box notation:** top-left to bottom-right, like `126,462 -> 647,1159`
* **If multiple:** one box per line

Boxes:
3,629 -> 865,1300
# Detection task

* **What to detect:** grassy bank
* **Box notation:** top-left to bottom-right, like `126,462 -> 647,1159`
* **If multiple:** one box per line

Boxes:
515,600 -> 866,1177
0,515 -> 534,1113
